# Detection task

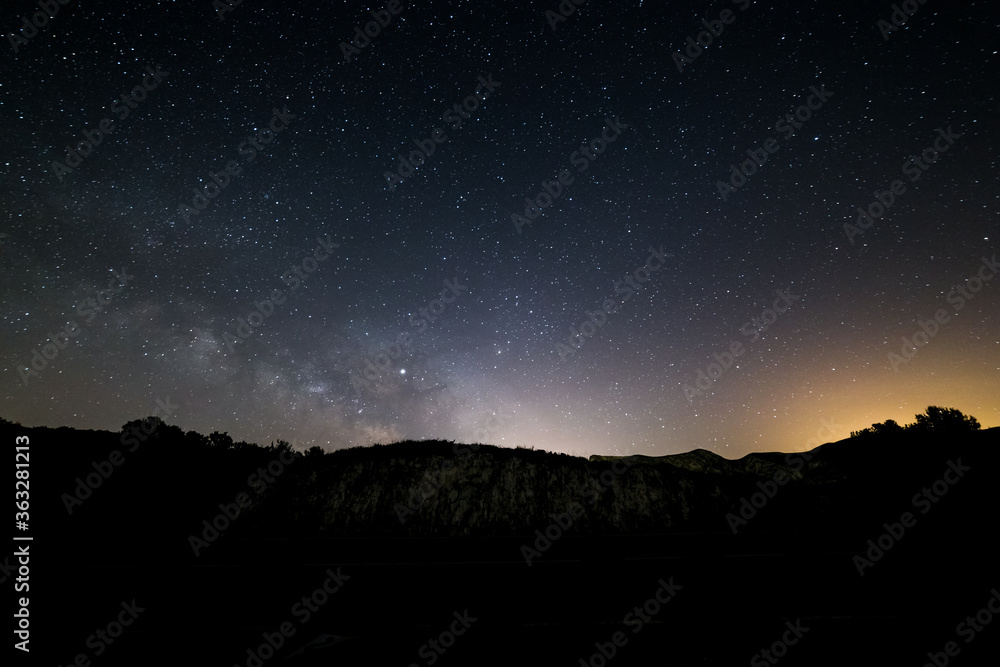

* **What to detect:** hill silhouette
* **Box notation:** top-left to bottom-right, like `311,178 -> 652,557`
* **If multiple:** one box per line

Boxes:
3,409 -> 998,666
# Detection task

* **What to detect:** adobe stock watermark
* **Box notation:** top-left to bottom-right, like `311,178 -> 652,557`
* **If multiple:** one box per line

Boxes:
395,441 -> 481,524
724,419 -> 840,533
12,546 -> 29,652
510,116 -> 629,234
878,0 -> 931,41
17,268 -> 135,386
471,406 -> 512,444
843,125 -> 963,244
520,504 -> 581,566
393,404 -> 510,526
213,0 -> 246,22
51,65 -> 170,182
577,578 -> 683,667
852,458 -> 970,576
177,105 -> 296,225
556,245 -> 671,362
522,458 -> 633,566
61,398 -> 178,515
682,288 -> 800,405
887,254 -> 997,371
672,0 -> 752,73
716,85 -> 834,201
579,457 -> 633,506
545,0 -> 587,31
52,599 -> 145,665
750,620 -> 810,666
188,446 -> 297,556
922,588 -> 1000,667
350,277 -> 468,394
385,74 -> 500,191
0,552 -> 23,586
339,0 -> 404,63
233,567 -> 350,667
7,0 -> 74,54
407,610 -> 477,667
222,235 -> 339,353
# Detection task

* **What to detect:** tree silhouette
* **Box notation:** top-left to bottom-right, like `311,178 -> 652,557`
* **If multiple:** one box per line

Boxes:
122,415 -> 165,436
910,406 -> 980,435
209,431 -> 235,449
851,407 -> 980,439
184,430 -> 210,448
871,419 -> 904,436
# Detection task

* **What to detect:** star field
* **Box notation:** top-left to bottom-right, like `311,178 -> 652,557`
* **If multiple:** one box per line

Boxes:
2,0 -> 998,456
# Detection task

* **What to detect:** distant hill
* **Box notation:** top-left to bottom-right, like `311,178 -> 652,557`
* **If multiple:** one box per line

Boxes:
4,416 -> 996,540
4,417 -> 998,667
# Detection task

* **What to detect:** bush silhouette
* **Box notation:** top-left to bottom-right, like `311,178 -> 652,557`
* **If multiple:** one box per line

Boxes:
910,406 -> 980,435
851,406 -> 980,439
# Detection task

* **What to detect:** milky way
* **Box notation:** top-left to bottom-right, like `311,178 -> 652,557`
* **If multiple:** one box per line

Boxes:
2,0 -> 997,456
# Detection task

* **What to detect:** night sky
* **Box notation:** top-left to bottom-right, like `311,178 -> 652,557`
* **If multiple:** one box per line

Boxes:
2,0 -> 997,457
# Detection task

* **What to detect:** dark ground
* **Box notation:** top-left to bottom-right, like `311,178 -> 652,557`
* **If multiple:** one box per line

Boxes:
7,422 -> 999,666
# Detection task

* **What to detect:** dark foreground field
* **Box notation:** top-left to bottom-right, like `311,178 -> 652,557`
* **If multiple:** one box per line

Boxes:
8,421 -> 999,666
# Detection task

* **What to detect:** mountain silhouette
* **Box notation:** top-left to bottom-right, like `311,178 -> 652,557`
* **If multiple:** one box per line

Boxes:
4,415 -> 997,666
